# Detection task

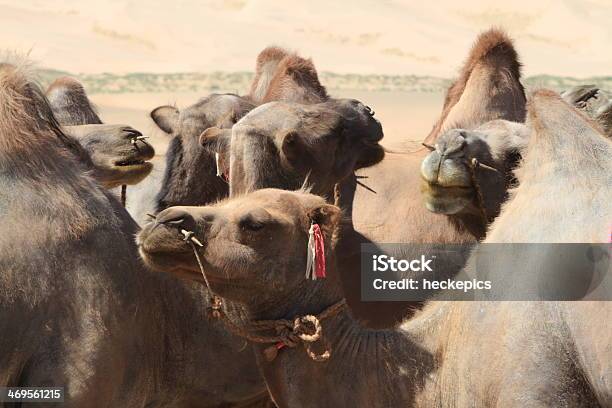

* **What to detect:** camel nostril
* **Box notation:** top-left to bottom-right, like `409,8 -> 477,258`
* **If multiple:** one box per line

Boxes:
440,133 -> 467,157
156,208 -> 195,229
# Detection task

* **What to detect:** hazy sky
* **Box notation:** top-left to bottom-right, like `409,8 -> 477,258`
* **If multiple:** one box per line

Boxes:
1,0 -> 610,77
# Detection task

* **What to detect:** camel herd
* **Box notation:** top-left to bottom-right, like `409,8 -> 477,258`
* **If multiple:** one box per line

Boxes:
0,28 -> 610,407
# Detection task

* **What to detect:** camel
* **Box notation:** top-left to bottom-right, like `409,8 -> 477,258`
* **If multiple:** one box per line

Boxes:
0,62 -> 271,407
220,29 -> 528,327
138,88 -> 611,407
46,77 -> 155,189
150,93 -> 255,213
420,119 -> 528,232
562,84 -> 612,138
247,46 -> 328,105
62,124 -> 155,188
228,98 -> 384,198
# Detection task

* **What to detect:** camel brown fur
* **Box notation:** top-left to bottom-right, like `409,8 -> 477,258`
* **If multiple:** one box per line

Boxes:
424,28 -> 526,145
138,92 -> 610,405
228,99 -> 384,198
0,62 -> 270,407
248,46 -> 328,104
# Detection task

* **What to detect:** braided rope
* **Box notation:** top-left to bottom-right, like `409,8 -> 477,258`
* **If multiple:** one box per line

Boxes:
181,229 -> 347,363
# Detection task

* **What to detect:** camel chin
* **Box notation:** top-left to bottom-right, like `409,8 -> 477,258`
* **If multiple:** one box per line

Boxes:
421,182 -> 474,215
109,161 -> 154,187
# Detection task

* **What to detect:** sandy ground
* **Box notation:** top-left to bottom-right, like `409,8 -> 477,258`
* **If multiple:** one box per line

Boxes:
93,90 -> 445,223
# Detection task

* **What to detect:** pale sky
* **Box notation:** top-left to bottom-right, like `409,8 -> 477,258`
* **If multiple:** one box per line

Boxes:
1,0 -> 610,77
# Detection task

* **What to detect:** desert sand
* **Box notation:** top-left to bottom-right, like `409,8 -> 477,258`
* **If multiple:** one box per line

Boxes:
1,0 -> 610,78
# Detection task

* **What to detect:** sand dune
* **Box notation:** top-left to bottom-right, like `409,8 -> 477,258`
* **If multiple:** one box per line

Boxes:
0,0 -> 610,77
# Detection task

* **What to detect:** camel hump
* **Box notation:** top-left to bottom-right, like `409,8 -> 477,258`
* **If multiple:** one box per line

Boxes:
47,76 -> 86,93
528,89 -> 607,149
425,28 -> 525,144
249,46 -> 327,104
0,63 -> 48,136
279,55 -> 328,99
46,76 -> 102,125
254,46 -> 290,72
464,28 -> 521,77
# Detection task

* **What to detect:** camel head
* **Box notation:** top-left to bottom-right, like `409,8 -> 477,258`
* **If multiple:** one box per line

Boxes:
62,124 -> 155,189
150,93 -> 255,211
420,120 -> 528,225
138,189 -> 340,304
230,99 -> 384,197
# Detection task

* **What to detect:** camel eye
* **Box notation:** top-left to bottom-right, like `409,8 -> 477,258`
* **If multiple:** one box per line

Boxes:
241,219 -> 265,232
238,210 -> 271,232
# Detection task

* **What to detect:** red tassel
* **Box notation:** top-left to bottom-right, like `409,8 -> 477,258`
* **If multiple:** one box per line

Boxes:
312,224 -> 326,278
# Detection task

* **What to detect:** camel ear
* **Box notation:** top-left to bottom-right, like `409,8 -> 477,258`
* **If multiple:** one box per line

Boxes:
199,127 -> 231,148
281,131 -> 305,162
151,105 -> 179,134
307,204 -> 341,237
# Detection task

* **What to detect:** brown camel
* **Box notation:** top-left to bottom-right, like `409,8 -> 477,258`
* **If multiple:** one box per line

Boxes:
138,90 -> 610,406
149,93 -> 255,213
0,63 -> 271,407
228,98 -> 384,198
192,46 -> 332,205
46,77 -> 155,188
248,46 -> 328,105
221,29 -> 528,327
147,46 -> 329,220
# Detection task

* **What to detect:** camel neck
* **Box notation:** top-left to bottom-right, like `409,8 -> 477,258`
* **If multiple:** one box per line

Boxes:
250,276 -> 444,408
243,269 -> 345,322
448,210 -> 488,241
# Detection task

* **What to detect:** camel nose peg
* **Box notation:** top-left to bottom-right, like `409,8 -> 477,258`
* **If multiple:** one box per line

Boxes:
156,208 -> 196,231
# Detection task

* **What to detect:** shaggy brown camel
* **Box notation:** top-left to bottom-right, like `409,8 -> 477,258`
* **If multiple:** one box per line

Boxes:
248,46 -> 328,105
138,89 -> 611,406
221,29 -> 527,327
0,63 -> 271,407
46,77 -> 155,188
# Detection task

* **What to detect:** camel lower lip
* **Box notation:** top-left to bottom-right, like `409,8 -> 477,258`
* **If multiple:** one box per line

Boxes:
423,183 -> 473,195
115,159 -> 147,166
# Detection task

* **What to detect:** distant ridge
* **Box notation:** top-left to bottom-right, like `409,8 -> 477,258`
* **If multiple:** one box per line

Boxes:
36,69 -> 612,95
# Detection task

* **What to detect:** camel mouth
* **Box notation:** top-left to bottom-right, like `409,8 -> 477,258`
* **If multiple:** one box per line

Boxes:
138,245 -> 199,276
420,182 -> 474,215
115,159 -> 147,167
